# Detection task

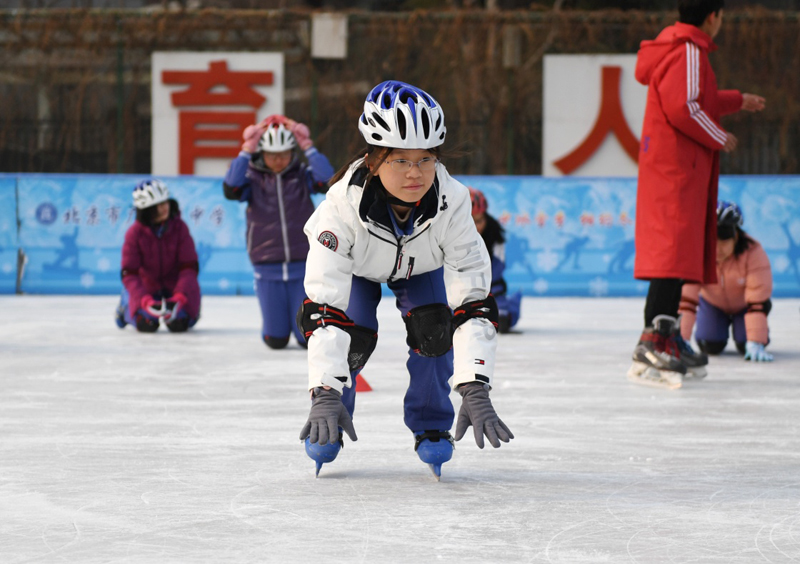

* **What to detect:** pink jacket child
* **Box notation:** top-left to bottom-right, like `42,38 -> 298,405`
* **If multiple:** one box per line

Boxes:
114,179 -> 201,333
679,201 -> 773,361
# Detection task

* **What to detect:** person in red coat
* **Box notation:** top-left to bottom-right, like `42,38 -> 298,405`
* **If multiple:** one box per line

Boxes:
115,179 -> 201,333
628,0 -> 766,389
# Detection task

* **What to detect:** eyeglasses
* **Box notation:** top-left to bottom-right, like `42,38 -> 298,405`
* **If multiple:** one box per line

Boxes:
384,157 -> 438,172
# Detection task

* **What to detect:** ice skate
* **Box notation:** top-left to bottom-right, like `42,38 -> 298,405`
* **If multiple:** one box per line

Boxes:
304,432 -> 343,478
628,315 -> 686,390
673,332 -> 708,379
414,431 -> 454,481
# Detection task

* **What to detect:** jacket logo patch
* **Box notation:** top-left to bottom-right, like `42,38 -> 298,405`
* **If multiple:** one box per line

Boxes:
318,231 -> 338,251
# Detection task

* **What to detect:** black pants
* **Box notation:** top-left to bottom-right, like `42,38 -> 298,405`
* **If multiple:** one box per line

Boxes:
644,278 -> 684,328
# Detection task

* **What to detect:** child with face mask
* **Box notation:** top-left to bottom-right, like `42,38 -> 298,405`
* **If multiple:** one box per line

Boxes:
679,201 -> 774,362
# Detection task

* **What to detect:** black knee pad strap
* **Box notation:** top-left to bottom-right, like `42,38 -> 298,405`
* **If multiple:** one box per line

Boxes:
404,303 -> 453,357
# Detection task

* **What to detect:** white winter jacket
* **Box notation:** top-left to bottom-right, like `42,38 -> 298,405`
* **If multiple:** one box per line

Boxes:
303,161 -> 496,393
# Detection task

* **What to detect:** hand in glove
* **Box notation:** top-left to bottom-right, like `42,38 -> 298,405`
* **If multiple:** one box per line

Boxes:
140,295 -> 163,318
454,382 -> 514,448
165,292 -> 188,321
299,387 -> 358,445
285,118 -> 314,151
241,114 -> 286,153
744,341 -> 773,362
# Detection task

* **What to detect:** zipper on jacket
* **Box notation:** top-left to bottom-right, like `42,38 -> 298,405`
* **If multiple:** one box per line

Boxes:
275,174 -> 291,262
405,256 -> 415,279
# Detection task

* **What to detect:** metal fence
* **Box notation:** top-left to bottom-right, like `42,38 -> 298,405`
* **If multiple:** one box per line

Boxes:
1,8 -> 798,175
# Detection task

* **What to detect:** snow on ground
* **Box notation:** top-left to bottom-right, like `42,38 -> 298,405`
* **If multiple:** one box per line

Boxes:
1,295 -> 799,563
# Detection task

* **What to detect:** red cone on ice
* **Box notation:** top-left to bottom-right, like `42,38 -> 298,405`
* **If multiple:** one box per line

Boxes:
355,373 -> 372,392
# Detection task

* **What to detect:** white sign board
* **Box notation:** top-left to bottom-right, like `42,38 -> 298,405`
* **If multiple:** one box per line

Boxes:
152,52 -> 285,177
543,54 -> 647,177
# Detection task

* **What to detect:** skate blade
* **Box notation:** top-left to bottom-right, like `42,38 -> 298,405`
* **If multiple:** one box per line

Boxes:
683,366 -> 707,379
428,463 -> 442,481
627,362 -> 682,390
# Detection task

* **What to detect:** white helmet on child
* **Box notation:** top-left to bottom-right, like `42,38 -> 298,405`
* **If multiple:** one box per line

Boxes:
133,179 -> 169,210
257,123 -> 297,152
359,80 -> 446,149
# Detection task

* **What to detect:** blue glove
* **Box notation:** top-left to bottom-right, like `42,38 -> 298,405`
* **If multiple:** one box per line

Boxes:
744,341 -> 773,362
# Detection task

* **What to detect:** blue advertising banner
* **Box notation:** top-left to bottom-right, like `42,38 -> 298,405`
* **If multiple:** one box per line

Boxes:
17,175 -> 251,295
0,176 -> 18,294
457,175 -> 800,297
4,173 -> 800,297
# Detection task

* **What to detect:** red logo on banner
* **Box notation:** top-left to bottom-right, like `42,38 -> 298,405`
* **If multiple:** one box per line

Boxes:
162,60 -> 274,174
553,66 -> 639,175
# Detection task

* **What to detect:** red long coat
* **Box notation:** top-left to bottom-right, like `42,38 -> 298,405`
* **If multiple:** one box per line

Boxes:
634,22 -> 742,284
121,201 -> 201,319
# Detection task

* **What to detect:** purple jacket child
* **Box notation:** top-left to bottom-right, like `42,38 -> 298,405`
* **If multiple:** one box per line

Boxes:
223,117 -> 333,349
116,179 -> 201,333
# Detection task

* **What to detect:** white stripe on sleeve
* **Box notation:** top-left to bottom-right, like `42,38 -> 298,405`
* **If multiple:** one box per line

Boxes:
685,43 -> 727,145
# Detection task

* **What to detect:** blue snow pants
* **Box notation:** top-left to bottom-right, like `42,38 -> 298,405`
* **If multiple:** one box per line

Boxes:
340,267 -> 455,433
253,261 -> 307,345
695,295 -> 747,353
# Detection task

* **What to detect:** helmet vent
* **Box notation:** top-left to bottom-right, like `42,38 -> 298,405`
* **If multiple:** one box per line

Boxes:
371,133 -> 383,141
370,112 -> 390,132
421,108 -> 430,138
396,111 -> 407,139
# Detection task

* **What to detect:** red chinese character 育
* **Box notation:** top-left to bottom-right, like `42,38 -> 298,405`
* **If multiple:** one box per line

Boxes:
599,212 -> 614,226
162,60 -> 274,174
554,211 -> 565,228
536,211 -> 548,227
553,66 -> 640,175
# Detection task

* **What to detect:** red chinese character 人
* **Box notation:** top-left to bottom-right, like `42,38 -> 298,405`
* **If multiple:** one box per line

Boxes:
553,66 -> 640,175
162,61 -> 274,174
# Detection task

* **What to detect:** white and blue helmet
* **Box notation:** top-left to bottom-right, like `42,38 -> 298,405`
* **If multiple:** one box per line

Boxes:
258,122 -> 296,153
717,200 -> 744,227
358,80 -> 446,149
133,179 -> 169,210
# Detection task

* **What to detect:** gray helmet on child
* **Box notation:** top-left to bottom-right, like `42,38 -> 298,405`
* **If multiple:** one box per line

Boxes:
358,81 -> 446,149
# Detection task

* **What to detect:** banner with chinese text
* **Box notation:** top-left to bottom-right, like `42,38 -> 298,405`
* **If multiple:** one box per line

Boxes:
5,174 -> 800,297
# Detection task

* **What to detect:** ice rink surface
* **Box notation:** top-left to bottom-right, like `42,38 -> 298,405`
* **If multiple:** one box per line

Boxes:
1,295 -> 799,564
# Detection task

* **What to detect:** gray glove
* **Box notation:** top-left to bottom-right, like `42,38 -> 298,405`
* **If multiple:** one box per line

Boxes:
299,387 -> 358,445
454,382 -> 514,449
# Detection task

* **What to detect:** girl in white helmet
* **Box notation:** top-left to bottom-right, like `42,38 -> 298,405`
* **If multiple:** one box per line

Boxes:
116,179 -> 201,333
223,115 -> 334,350
297,81 -> 513,478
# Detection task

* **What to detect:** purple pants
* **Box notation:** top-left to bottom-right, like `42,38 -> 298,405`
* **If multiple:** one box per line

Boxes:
695,295 -> 746,353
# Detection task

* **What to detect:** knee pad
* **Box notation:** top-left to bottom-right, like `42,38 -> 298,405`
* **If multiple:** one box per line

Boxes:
135,311 -> 159,333
404,303 -> 453,357
166,317 -> 192,333
296,299 -> 377,370
452,295 -> 500,331
697,339 -> 726,355
263,335 -> 290,349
